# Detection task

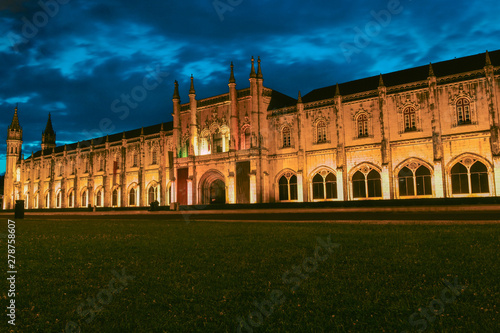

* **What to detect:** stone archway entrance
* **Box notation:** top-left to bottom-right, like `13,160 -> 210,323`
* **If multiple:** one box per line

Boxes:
200,170 -> 226,205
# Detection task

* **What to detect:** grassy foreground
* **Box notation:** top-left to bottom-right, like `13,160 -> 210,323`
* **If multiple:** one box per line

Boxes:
2,217 -> 499,332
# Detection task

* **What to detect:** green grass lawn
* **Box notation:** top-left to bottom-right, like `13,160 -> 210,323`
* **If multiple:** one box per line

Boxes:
3,217 -> 500,332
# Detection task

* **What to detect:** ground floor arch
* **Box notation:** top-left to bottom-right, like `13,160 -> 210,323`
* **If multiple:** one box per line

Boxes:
199,170 -> 226,205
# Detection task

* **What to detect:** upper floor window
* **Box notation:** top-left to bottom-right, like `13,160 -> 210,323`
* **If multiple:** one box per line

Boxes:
317,121 -> 327,143
357,114 -> 368,138
99,158 -> 104,171
242,127 -> 251,150
132,152 -> 138,167
282,126 -> 291,148
456,98 -> 471,125
403,107 -> 417,132
152,150 -> 158,165
213,131 -> 223,153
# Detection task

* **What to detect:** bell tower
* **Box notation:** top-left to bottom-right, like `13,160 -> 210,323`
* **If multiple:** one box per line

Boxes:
4,105 -> 23,209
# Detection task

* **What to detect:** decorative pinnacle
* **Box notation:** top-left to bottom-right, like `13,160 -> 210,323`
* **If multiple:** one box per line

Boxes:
122,132 -> 126,139
9,104 -> 21,131
141,127 -> 144,135
250,56 -> 256,78
160,122 -> 164,131
189,74 -> 195,94
485,50 -> 492,66
428,62 -> 435,77
257,56 -> 263,79
335,83 -> 340,96
229,62 -> 235,83
378,73 -> 385,87
297,91 -> 302,103
106,134 -> 109,142
173,80 -> 180,99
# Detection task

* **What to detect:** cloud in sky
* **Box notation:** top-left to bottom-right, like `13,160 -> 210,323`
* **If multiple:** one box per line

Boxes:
1,0 -> 500,174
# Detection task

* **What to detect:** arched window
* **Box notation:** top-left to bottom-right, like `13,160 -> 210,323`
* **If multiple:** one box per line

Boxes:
357,114 -> 368,138
242,126 -> 251,150
129,187 -> 136,206
112,189 -> 119,206
451,160 -> 489,194
34,193 -> 39,209
404,107 -> 416,132
282,126 -> 291,148
99,158 -> 104,171
152,150 -> 158,165
317,121 -> 327,143
148,186 -> 158,204
456,98 -> 471,124
45,193 -> 50,208
133,152 -> 138,167
278,173 -> 297,201
56,191 -> 61,208
398,165 -> 432,197
352,168 -> 382,198
81,190 -> 87,207
96,190 -> 102,207
213,130 -> 223,153
68,191 -> 74,208
312,172 -> 337,200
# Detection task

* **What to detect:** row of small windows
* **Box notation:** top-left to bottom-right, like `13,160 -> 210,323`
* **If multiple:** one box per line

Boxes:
32,185 -> 162,209
280,99 -> 473,145
278,160 -> 490,201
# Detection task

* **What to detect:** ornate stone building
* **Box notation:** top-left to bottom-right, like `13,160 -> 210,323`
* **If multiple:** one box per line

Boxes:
3,50 -> 500,209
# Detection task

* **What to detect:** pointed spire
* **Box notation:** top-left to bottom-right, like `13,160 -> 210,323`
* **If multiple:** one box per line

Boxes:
428,62 -> 435,77
378,73 -> 385,87
250,56 -> 256,78
173,80 -> 180,99
141,127 -> 144,135
335,83 -> 340,96
257,56 -> 263,79
64,144 -> 67,151
8,104 -> 21,131
122,132 -> 126,139
43,113 -> 55,136
297,91 -> 302,103
229,62 -> 236,84
160,122 -> 164,131
105,134 -> 109,142
485,50 -> 492,66
189,74 -> 195,94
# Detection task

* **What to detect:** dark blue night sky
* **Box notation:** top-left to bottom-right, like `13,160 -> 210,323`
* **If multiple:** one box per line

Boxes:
1,0 -> 500,173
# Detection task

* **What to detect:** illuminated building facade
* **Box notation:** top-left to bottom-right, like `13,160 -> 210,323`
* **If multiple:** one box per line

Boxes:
3,50 -> 500,209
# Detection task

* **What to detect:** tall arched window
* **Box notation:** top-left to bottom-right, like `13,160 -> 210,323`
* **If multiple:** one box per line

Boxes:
129,187 -> 136,206
398,165 -> 432,196
68,190 -> 74,208
133,152 -> 138,167
112,189 -> 119,206
96,189 -> 102,207
34,192 -> 39,209
81,190 -> 87,207
242,126 -> 251,150
312,172 -> 337,200
352,168 -> 382,198
45,193 -> 50,208
357,114 -> 368,138
56,191 -> 61,208
278,172 -> 297,201
317,121 -> 327,143
213,130 -> 223,153
451,160 -> 489,194
282,126 -> 291,148
404,107 -> 416,132
148,186 -> 158,204
456,98 -> 471,124
152,150 -> 158,165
